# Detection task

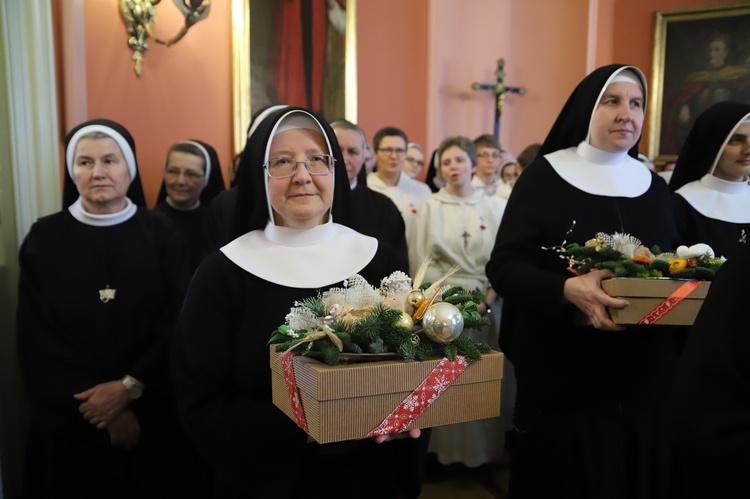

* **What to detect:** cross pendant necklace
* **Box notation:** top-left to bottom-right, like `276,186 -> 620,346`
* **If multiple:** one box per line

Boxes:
462,230 -> 471,248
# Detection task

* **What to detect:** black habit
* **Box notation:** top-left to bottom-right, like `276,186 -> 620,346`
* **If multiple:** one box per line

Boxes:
486,65 -> 684,499
671,242 -> 750,498
172,106 -> 428,498
17,209 -> 197,498
153,201 -> 207,272
351,179 -> 408,267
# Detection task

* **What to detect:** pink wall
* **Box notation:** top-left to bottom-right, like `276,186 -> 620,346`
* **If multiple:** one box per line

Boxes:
356,0 -> 590,168
496,0 -> 591,159
62,0 -> 736,204
427,0 -> 514,154
356,0 -> 430,150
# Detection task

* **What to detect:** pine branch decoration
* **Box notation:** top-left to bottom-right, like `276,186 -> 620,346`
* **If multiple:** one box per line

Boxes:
269,273 -> 495,365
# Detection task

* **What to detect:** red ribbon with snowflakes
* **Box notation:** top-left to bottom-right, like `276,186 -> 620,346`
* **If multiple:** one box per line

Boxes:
637,280 -> 703,325
365,356 -> 469,437
280,352 -> 308,432
280,353 -> 469,438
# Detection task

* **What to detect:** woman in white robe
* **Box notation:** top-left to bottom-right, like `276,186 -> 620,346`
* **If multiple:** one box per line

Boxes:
409,135 -> 506,468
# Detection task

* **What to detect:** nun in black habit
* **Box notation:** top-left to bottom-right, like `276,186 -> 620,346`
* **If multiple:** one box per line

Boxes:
199,104 -> 289,256
154,139 -> 225,271
669,100 -> 750,260
155,139 -> 226,208
485,65 -> 683,499
671,241 -> 750,498
171,106 -> 428,498
16,119 -> 199,498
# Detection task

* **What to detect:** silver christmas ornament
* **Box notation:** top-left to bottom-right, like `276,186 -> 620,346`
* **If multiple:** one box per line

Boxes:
422,302 -> 464,343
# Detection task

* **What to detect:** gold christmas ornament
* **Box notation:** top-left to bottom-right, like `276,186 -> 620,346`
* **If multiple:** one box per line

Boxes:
406,290 -> 425,310
395,311 -> 415,330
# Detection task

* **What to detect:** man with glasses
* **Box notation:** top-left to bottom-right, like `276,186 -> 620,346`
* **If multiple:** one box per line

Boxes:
331,119 -> 408,267
367,126 -> 432,243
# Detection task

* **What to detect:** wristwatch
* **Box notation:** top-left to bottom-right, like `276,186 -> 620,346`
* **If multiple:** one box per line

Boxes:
120,375 -> 143,400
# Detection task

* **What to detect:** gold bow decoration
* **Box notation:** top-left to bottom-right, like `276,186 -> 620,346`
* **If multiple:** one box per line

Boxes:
119,0 -> 211,76
284,327 -> 344,355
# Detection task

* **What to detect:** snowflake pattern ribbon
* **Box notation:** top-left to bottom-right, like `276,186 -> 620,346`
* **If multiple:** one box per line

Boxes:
281,353 -> 470,438
281,352 -> 308,432
365,356 -> 469,437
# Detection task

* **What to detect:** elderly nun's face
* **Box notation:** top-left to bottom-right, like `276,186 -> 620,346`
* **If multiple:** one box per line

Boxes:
589,81 -> 645,153
164,150 -> 206,208
267,128 -> 334,228
72,136 -> 131,214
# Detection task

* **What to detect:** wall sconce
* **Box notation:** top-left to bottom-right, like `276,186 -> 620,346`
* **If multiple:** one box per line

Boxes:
120,0 -> 211,76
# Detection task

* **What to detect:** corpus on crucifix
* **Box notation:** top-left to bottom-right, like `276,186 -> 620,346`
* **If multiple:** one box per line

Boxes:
471,58 -> 525,140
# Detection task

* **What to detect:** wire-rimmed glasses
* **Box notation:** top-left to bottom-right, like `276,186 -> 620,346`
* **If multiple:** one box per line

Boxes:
263,154 -> 335,178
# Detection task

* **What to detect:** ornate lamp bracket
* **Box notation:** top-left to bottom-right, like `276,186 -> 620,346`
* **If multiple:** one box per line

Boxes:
120,0 -> 211,77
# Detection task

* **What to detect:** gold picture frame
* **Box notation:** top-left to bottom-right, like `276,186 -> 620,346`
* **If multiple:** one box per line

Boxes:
231,0 -> 357,153
649,2 -> 750,165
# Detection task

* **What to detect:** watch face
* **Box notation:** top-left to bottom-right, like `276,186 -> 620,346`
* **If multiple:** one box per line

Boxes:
122,376 -> 142,399
130,385 -> 142,399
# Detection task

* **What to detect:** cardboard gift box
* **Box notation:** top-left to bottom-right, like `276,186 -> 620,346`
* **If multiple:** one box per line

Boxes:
601,277 -> 711,325
270,347 -> 503,444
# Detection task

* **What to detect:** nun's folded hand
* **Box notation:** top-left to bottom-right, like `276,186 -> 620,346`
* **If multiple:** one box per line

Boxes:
563,270 -> 629,332
74,380 -> 131,429
373,428 -> 421,444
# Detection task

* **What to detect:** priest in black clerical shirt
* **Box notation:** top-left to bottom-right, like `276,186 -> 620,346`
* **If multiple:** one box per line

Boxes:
331,119 -> 408,268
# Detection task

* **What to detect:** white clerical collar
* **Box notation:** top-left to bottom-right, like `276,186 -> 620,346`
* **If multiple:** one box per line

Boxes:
471,174 -> 501,193
546,141 -> 651,197
675,174 -> 750,223
369,170 -> 405,188
350,180 -> 357,190
68,197 -> 137,226
220,219 -> 379,288
166,197 -> 201,211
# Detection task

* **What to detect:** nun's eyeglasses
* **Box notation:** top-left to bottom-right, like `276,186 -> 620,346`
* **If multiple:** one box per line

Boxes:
164,167 -> 204,181
263,154 -> 335,178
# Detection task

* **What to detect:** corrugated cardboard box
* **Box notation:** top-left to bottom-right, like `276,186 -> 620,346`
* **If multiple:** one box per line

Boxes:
270,347 -> 503,444
601,278 -> 711,325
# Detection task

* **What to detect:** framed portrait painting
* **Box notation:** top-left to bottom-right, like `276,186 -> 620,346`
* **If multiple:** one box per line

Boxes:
649,2 -> 750,163
231,0 -> 357,152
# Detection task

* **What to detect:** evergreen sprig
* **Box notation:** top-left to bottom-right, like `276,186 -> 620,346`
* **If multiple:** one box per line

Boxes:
563,242 -> 722,280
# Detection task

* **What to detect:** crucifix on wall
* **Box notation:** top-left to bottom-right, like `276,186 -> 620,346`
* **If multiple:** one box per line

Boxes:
471,58 -> 525,140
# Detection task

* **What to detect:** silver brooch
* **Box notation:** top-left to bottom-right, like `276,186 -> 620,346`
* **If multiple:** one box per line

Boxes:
99,286 -> 116,303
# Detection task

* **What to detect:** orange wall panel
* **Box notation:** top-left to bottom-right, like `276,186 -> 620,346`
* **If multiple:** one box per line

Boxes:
76,0 -> 232,207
